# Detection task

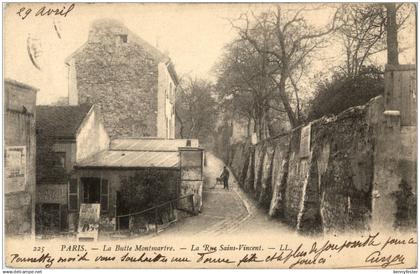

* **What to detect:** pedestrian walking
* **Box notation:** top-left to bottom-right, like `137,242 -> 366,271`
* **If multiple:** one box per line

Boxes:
220,166 -> 230,190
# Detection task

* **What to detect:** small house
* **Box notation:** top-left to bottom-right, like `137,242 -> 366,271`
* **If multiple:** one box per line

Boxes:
36,105 -> 203,234
35,104 -> 110,233
73,138 -> 204,232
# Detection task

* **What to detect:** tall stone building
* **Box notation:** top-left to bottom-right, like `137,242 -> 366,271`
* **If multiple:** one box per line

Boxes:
65,19 -> 179,138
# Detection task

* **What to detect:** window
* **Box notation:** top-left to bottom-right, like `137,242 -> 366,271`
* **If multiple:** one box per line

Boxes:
168,118 -> 172,138
54,152 -> 66,169
68,178 -> 79,211
166,117 -> 168,138
119,34 -> 128,43
77,177 -> 109,213
169,82 -> 175,103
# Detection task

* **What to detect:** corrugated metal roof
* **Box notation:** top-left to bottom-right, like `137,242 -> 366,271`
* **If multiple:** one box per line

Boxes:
110,138 -> 199,151
75,150 -> 179,169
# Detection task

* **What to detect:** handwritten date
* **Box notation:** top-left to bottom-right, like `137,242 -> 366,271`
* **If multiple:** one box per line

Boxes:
17,4 -> 75,20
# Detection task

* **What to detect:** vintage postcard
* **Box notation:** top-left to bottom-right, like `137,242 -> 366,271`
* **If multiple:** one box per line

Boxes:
2,2 -> 417,270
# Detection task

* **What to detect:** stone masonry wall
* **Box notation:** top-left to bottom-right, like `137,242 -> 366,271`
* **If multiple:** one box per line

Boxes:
227,96 -> 416,234
71,19 -> 161,138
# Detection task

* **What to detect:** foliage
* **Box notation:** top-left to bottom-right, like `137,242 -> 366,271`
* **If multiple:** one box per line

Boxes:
307,65 -> 384,120
391,179 -> 417,230
120,169 -> 177,214
215,5 -> 341,134
175,77 -> 218,145
214,34 -> 284,139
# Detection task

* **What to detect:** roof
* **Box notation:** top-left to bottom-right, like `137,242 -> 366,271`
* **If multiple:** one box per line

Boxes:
64,19 -> 179,85
110,138 -> 199,151
75,150 -> 179,169
65,18 -> 168,64
36,104 -> 93,139
165,61 -> 179,85
76,138 -> 200,169
5,78 -> 39,92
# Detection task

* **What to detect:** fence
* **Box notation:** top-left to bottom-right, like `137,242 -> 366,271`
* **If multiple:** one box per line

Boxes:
115,194 -> 195,234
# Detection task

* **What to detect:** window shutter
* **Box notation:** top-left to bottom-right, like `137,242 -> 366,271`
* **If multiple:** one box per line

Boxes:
68,179 -> 78,211
100,179 -> 109,212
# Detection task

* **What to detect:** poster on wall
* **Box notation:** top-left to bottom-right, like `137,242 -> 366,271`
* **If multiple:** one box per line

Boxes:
77,203 -> 100,241
2,2 -> 418,272
5,146 -> 26,193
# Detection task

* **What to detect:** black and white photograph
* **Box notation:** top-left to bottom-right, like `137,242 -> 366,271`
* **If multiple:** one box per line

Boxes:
2,2 -> 417,269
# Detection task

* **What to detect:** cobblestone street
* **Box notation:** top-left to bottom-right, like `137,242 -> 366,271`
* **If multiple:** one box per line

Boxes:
163,153 -> 291,236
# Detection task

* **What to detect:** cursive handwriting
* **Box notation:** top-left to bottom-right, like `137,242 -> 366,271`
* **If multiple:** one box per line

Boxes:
237,253 -> 263,267
365,251 -> 405,268
120,252 -> 168,263
17,4 -> 75,20
381,236 -> 417,251
10,253 -> 55,268
196,250 -> 235,264
309,232 -> 380,261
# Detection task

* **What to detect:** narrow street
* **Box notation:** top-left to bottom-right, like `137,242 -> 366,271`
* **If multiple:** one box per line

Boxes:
163,152 -> 292,236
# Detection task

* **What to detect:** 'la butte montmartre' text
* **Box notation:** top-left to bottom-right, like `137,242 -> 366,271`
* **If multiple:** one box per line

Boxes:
103,245 -> 175,252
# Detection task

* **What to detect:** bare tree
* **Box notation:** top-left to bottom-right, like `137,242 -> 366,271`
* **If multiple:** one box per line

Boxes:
338,4 -> 387,76
337,3 -> 413,75
230,5 -> 340,128
215,32 -> 281,140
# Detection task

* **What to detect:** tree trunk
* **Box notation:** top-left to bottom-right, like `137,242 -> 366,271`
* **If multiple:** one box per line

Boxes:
278,77 -> 298,128
385,3 -> 399,65
175,109 -> 184,138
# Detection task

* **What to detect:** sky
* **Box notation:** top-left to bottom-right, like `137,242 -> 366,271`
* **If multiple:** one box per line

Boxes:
4,3 -> 416,105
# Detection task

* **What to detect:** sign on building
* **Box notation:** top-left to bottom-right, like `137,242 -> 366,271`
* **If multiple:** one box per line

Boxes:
36,184 -> 67,204
300,123 -> 311,158
5,146 -> 26,193
77,203 -> 100,241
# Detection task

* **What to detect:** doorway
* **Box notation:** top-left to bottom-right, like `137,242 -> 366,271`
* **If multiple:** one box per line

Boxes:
81,177 -> 101,204
36,203 -> 61,234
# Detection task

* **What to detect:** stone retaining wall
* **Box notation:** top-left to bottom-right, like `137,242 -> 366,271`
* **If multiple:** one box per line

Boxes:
227,96 -> 416,233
